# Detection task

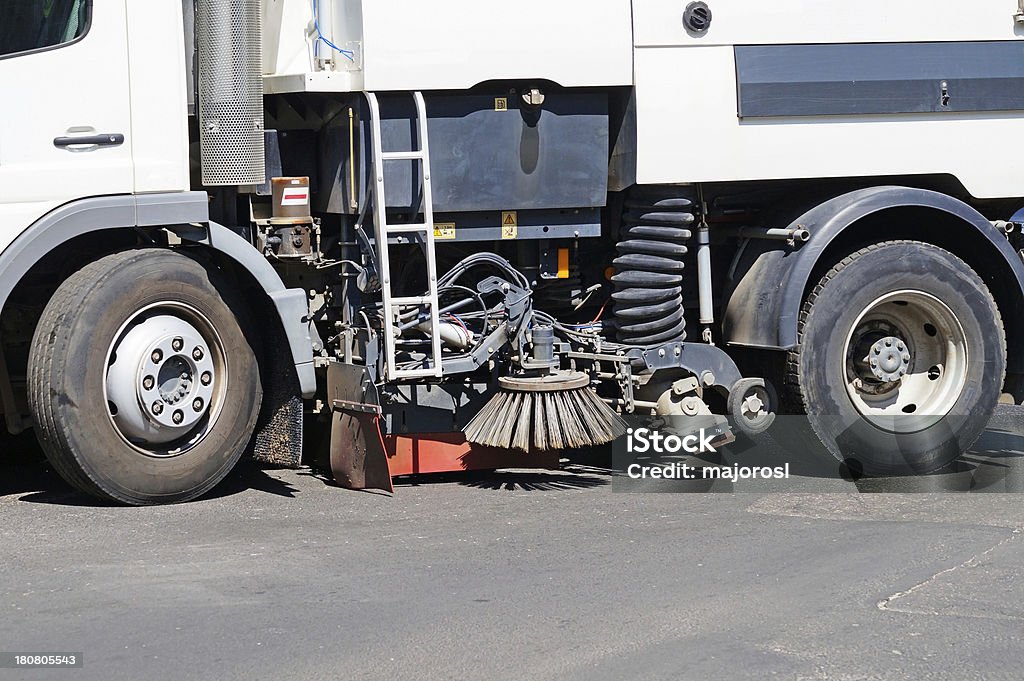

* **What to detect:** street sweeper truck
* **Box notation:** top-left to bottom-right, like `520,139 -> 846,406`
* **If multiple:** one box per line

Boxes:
3,0 -> 1024,503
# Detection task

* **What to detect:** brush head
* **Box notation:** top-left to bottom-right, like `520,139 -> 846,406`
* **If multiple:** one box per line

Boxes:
465,371 -> 627,452
498,372 -> 590,392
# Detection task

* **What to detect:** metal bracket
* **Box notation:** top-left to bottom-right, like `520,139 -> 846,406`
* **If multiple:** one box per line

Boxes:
538,240 -> 561,280
476,276 -> 532,345
331,398 -> 382,415
627,341 -> 743,395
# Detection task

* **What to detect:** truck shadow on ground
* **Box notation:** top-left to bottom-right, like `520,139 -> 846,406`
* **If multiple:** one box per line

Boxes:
450,469 -> 608,492
683,422 -> 1024,493
384,467 -> 611,493
8,419 -> 1024,503
3,445 -> 301,506
447,447 -> 613,491
299,444 -> 615,494
298,462 -> 611,493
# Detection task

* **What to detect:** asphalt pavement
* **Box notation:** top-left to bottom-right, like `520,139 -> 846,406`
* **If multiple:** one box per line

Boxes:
2,409 -> 1024,681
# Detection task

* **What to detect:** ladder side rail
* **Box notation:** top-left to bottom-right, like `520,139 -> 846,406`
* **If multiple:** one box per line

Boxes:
413,92 -> 444,378
364,92 -> 400,380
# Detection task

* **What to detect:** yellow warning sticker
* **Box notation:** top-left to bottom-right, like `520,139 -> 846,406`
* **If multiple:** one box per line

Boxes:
501,211 -> 518,239
494,97 -> 508,112
433,223 -> 456,240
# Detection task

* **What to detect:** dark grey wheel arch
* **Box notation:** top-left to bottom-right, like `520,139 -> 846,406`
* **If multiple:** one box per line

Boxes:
723,186 -> 1024,369
0,192 -> 315,398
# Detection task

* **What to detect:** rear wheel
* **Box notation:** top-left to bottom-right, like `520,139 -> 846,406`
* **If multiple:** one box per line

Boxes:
28,249 -> 262,504
786,241 -> 1005,475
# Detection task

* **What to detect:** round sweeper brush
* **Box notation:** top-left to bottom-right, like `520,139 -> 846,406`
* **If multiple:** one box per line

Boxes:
463,371 -> 627,453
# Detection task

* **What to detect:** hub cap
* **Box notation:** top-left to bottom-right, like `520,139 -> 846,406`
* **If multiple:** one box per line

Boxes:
105,304 -> 226,456
843,291 -> 968,433
869,335 -> 910,382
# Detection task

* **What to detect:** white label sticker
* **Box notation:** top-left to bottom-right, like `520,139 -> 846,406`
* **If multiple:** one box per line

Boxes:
280,188 -> 309,206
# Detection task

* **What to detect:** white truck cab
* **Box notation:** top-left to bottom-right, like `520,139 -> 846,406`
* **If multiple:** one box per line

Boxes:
0,1 -> 190,254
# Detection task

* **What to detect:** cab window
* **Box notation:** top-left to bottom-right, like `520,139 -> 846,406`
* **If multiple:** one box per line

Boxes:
0,0 -> 91,58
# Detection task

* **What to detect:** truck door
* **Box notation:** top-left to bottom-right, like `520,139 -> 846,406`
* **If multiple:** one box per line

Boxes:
0,0 -> 133,247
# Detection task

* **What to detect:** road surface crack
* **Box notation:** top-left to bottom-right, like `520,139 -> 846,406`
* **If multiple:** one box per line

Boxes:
877,528 -> 1022,619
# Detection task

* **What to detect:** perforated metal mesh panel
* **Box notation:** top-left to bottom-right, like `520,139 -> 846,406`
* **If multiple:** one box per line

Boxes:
196,0 -> 265,186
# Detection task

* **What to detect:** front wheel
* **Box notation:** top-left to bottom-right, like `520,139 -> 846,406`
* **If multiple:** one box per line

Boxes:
786,241 -> 1005,475
28,249 -> 262,504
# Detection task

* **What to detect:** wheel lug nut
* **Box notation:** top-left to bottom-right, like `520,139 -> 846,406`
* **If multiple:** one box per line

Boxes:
180,372 -> 189,381
870,358 -> 878,367
152,401 -> 164,415
193,398 -> 204,412
902,353 -> 910,362
152,349 -> 163,363
143,376 -> 154,390
192,347 -> 204,361
172,410 -> 184,425
885,339 -> 893,347
201,372 -> 212,386
172,337 -> 184,352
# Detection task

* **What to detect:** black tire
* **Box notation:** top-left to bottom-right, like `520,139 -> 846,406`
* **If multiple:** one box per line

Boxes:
28,249 -> 263,504
785,241 -> 1005,475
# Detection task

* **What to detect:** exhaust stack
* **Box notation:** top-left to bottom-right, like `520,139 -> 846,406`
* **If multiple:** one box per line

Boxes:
196,0 -> 265,186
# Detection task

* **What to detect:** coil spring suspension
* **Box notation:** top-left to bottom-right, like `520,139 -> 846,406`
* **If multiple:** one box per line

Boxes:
612,191 -> 695,345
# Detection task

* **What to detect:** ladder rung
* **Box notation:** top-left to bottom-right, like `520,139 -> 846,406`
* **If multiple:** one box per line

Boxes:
394,367 -> 442,379
386,223 -> 430,234
392,296 -> 435,307
381,150 -> 425,161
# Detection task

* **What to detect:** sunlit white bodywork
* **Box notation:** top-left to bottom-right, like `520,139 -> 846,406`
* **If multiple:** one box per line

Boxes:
4,0 -> 1024,252
264,0 -> 1024,199
631,1 -> 1024,198
262,0 -> 634,92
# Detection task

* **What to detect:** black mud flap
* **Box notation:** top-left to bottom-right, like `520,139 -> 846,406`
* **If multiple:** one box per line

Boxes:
327,362 -> 393,493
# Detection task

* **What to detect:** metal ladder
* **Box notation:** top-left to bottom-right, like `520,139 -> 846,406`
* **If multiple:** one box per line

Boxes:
364,92 -> 443,380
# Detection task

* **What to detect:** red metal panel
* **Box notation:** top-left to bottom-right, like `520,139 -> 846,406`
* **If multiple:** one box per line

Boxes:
384,433 -> 559,477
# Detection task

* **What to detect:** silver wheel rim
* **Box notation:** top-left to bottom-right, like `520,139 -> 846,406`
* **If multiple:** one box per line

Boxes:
842,290 -> 968,434
103,302 -> 227,457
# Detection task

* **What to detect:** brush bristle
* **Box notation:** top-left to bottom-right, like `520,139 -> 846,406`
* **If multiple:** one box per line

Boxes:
464,386 -> 627,452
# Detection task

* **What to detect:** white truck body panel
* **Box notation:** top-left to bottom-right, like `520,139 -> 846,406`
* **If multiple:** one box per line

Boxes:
631,0 -> 1024,198
126,0 -> 190,194
262,0 -> 635,91
263,0 -> 1024,199
632,45 -> 1024,199
633,1 -> 1019,46
4,0 -> 1024,252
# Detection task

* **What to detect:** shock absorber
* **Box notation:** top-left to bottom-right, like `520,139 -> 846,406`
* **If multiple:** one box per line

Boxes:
612,191 -> 695,345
